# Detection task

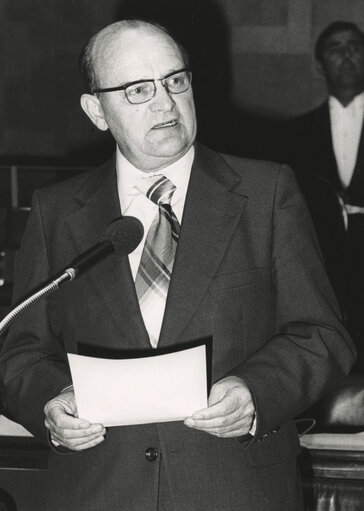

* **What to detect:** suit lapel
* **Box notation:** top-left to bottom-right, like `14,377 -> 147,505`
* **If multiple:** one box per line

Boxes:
64,158 -> 150,350
158,145 -> 248,347
346,123 -> 364,205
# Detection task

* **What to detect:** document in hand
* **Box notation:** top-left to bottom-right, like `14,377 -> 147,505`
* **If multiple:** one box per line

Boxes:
67,344 -> 208,427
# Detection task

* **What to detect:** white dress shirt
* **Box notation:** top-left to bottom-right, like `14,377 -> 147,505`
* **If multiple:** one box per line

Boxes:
116,146 -> 194,343
329,92 -> 364,188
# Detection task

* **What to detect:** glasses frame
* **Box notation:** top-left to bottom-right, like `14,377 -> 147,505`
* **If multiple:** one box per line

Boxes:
92,68 -> 192,104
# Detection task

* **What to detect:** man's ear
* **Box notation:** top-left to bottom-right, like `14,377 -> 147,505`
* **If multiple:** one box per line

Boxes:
80,94 -> 109,131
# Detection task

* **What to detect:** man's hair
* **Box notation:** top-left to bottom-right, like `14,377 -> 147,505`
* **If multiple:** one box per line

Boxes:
79,19 -> 190,94
315,21 -> 364,62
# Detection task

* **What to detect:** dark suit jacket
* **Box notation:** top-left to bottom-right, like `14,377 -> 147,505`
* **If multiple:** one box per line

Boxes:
0,144 -> 355,510
284,102 -> 364,368
285,101 -> 364,206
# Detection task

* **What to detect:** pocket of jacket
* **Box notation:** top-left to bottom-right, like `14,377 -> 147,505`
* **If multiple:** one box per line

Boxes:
247,422 -> 301,468
211,267 -> 266,291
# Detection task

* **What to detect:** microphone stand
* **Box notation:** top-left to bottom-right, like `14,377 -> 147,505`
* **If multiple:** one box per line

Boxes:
0,216 -> 144,336
0,268 -> 77,335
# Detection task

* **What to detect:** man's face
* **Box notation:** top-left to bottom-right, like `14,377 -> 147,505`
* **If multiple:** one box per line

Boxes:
318,29 -> 364,94
83,25 -> 197,172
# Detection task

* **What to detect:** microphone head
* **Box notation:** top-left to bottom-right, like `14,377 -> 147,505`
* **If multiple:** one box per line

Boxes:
105,216 -> 144,256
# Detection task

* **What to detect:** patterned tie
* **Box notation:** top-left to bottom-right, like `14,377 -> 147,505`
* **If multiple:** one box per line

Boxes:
135,175 -> 180,347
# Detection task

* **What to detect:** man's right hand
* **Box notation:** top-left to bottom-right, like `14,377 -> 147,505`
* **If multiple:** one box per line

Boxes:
44,388 -> 106,451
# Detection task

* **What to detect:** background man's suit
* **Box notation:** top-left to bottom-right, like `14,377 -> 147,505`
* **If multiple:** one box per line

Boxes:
0,144 -> 355,510
285,102 -> 364,202
285,102 -> 364,369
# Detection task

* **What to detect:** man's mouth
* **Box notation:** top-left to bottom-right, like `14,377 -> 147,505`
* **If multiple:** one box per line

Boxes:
339,62 -> 355,73
152,120 -> 179,129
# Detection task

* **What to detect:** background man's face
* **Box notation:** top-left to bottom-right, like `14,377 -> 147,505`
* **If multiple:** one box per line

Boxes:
93,26 -> 197,171
319,29 -> 364,93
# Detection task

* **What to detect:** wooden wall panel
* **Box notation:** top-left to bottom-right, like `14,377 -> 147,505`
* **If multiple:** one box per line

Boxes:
218,0 -> 364,117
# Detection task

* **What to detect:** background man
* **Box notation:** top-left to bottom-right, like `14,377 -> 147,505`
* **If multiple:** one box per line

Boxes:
285,21 -> 364,370
0,19 -> 356,510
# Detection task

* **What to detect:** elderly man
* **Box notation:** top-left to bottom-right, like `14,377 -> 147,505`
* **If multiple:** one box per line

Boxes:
0,19 -> 355,510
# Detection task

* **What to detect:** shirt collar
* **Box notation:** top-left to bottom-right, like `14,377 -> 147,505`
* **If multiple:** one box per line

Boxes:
116,145 -> 194,209
329,91 -> 364,110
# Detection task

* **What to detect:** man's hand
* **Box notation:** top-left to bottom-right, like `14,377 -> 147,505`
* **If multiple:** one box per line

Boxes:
44,388 -> 106,451
184,376 -> 255,438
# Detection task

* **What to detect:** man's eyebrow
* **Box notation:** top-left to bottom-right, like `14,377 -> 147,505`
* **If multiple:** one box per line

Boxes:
326,37 -> 364,48
326,40 -> 343,47
122,68 -> 187,85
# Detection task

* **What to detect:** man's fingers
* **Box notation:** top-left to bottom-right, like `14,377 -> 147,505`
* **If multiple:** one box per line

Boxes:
44,390 -> 90,430
198,397 -> 237,418
46,416 -> 106,451
45,418 -> 105,438
50,430 -> 105,446
44,389 -> 107,452
51,433 -> 105,451
188,388 -> 253,422
45,407 -> 91,431
186,408 -> 250,429
186,402 -> 239,426
184,409 -> 253,437
184,410 -> 253,434
184,376 -> 256,438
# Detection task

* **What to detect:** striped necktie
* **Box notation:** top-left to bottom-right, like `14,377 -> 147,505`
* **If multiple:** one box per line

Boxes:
135,175 -> 180,347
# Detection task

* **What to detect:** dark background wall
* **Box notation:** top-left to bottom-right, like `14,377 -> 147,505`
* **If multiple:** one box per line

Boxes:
0,0 -> 364,164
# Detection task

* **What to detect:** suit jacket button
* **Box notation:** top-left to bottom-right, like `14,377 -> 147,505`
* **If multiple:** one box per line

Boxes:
145,447 -> 158,461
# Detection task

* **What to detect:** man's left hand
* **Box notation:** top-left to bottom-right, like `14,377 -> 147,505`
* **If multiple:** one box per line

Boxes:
184,376 -> 255,438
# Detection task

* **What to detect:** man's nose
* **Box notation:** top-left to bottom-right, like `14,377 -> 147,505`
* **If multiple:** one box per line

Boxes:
150,81 -> 174,111
342,45 -> 354,59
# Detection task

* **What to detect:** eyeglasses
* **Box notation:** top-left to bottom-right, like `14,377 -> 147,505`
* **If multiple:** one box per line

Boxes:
92,68 -> 192,105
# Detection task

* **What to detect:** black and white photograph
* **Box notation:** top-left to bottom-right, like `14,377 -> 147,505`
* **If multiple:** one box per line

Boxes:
0,1 -> 363,509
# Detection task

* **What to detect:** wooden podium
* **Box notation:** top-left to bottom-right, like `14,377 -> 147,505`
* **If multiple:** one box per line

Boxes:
1,418 -> 364,510
300,432 -> 364,510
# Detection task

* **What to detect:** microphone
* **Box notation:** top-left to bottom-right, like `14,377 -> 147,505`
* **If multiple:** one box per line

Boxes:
66,216 -> 143,278
0,216 -> 144,335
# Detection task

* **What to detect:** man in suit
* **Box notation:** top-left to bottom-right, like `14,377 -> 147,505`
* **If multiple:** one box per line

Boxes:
0,19 -> 356,510
285,21 -> 364,370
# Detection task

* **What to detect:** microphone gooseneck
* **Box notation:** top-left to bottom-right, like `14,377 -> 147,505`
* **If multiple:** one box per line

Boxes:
0,216 -> 144,335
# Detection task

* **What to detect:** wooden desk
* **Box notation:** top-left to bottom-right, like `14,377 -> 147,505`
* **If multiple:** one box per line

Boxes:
300,433 -> 364,510
0,418 -> 48,510
0,417 -> 48,471
0,436 -> 48,471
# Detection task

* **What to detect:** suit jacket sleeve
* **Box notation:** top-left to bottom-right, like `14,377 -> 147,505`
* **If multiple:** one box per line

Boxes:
0,190 -> 72,444
227,165 -> 356,438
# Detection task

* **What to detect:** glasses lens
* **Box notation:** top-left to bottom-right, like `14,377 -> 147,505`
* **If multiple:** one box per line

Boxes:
165,71 -> 192,94
125,81 -> 155,104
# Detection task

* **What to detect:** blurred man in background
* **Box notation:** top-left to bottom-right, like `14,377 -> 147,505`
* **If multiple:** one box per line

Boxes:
285,21 -> 364,370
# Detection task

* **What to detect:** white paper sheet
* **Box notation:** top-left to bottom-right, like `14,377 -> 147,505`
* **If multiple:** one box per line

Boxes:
67,344 -> 208,427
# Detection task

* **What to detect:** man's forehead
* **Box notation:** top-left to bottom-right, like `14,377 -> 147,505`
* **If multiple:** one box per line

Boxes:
324,29 -> 363,47
94,25 -> 177,65
92,24 -> 183,84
